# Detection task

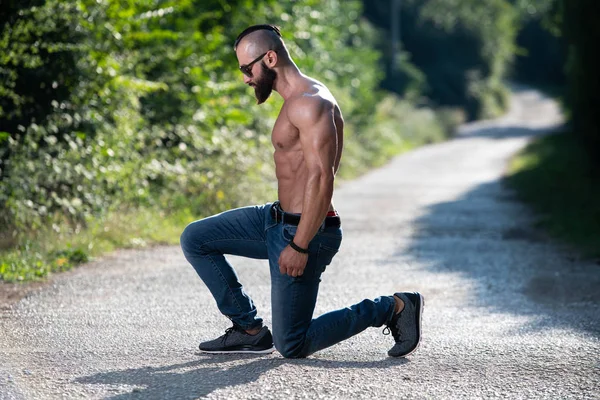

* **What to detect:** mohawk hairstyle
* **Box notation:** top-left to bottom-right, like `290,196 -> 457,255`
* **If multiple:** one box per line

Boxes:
234,24 -> 282,50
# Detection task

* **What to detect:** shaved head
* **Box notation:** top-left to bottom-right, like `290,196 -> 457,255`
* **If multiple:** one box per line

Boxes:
234,25 -> 288,60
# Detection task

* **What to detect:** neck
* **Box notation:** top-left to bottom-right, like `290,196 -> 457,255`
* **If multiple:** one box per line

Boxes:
273,62 -> 304,100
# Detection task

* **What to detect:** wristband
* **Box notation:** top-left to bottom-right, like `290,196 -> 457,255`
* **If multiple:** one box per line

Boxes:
290,240 -> 310,254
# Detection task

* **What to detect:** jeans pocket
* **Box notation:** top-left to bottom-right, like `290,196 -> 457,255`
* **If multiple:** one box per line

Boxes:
316,243 -> 339,270
281,224 -> 298,242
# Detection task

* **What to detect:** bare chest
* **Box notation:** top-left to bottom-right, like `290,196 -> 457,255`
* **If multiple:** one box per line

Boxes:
271,108 -> 299,151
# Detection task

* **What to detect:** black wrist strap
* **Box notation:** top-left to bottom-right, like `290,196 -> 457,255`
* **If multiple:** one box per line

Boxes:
290,240 -> 309,254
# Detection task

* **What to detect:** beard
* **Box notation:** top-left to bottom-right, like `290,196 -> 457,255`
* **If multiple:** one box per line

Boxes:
253,62 -> 277,104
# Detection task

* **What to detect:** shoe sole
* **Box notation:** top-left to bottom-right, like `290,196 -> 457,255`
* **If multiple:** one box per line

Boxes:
402,292 -> 424,357
199,346 -> 275,355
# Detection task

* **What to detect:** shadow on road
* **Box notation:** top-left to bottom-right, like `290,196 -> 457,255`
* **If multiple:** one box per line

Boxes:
75,355 -> 405,399
397,89 -> 600,337
401,177 -> 600,337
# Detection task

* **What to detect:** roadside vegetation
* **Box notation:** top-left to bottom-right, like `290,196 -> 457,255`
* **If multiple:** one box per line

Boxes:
507,0 -> 600,259
507,132 -> 600,258
2,0 -> 596,282
0,0 -> 454,282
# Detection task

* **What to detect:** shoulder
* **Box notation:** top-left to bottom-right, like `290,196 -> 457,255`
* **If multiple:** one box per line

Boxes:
286,93 -> 335,129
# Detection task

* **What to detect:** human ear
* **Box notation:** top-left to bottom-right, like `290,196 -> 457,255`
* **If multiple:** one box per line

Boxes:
266,50 -> 278,67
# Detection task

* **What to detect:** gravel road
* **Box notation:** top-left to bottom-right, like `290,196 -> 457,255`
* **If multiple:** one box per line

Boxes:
1,86 -> 599,399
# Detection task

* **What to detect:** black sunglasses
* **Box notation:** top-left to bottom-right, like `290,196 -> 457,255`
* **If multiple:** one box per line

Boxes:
239,51 -> 270,78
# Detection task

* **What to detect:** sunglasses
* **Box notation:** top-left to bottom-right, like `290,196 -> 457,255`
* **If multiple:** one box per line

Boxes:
239,51 -> 271,78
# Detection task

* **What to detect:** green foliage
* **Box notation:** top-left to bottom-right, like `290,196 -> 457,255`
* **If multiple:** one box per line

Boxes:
510,0 -> 566,87
0,206 -> 193,282
1,0 -> 456,281
363,0 -> 519,120
507,132 -> 600,258
512,0 -> 559,30
339,96 -> 452,178
0,242 -> 89,282
0,0 -> 378,229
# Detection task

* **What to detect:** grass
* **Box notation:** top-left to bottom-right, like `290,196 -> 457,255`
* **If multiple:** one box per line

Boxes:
0,207 -> 193,282
506,131 -> 600,258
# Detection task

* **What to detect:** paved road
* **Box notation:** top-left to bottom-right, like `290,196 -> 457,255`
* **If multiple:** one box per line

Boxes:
1,87 -> 599,399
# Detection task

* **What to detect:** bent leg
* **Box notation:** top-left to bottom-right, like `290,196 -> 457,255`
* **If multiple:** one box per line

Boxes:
270,264 -> 322,358
180,204 -> 273,330
267,223 -> 326,358
268,223 -> 396,358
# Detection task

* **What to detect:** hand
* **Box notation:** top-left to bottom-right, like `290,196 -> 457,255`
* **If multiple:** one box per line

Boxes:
278,244 -> 309,277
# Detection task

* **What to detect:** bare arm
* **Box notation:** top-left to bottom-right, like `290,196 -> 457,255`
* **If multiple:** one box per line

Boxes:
288,96 -> 337,248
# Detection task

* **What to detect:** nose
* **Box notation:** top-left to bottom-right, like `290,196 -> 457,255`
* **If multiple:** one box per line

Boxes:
243,75 -> 252,85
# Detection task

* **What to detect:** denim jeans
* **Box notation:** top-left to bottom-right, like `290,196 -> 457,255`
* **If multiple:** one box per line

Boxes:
180,201 -> 396,358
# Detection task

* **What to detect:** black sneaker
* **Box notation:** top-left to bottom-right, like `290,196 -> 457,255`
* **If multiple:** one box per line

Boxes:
383,292 -> 424,357
199,325 -> 275,354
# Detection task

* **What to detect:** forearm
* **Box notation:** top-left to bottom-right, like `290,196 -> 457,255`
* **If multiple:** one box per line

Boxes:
293,171 -> 334,248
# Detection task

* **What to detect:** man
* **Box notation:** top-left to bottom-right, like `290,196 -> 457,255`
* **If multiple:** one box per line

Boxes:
180,24 -> 423,358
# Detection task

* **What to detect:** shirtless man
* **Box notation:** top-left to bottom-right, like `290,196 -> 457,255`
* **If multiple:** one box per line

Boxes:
180,25 -> 423,358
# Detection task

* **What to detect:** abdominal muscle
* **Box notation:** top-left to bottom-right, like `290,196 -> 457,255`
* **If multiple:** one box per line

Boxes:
274,149 -> 334,214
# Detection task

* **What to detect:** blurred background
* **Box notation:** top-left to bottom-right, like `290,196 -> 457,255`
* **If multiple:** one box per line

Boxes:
1,0 -> 598,281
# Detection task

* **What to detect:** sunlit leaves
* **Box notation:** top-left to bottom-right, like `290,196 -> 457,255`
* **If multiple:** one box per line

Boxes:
1,0 -> 393,235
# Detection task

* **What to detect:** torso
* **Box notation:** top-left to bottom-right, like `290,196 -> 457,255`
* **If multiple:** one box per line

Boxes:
272,78 -> 343,213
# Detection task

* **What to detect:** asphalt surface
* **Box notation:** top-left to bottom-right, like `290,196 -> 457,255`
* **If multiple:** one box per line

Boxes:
1,86 -> 599,399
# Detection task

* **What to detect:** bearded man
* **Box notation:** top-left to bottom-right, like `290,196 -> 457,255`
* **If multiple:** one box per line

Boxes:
180,24 -> 423,358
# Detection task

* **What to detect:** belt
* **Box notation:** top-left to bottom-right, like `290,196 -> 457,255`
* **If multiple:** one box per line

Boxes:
271,203 -> 341,228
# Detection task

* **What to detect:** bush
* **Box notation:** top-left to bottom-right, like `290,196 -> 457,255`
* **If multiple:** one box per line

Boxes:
1,0 -> 454,281
507,132 -> 600,258
0,0 -> 382,232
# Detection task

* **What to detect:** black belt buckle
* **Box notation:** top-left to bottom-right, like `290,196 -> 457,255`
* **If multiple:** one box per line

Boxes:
273,202 -> 298,225
272,202 -> 340,228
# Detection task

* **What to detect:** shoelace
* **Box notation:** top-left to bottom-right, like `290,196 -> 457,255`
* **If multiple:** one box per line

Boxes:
382,325 -> 401,341
221,325 -> 242,343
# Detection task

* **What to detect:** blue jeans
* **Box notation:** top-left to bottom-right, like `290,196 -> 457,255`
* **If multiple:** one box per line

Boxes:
180,202 -> 396,358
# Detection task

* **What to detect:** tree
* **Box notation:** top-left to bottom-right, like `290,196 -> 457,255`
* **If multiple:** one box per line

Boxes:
363,0 -> 518,120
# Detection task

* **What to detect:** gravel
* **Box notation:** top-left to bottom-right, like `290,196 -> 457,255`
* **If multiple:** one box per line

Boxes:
1,85 -> 598,400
